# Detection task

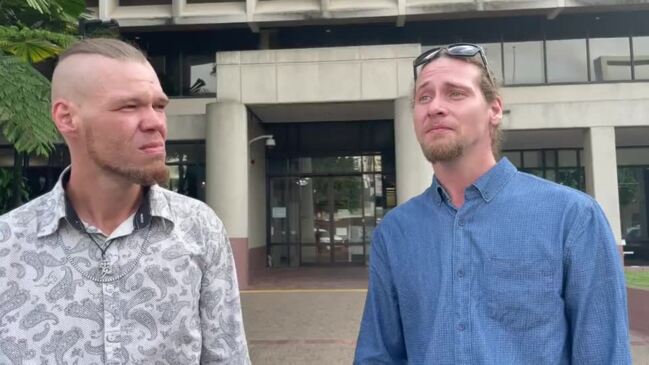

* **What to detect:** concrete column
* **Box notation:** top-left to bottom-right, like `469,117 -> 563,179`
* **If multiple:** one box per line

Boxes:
172,0 -> 185,18
247,117 -> 268,280
394,96 -> 433,205
98,0 -> 118,20
583,127 -> 623,252
206,101 -> 250,288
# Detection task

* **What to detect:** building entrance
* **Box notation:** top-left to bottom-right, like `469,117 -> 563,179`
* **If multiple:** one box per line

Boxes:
265,121 -> 396,267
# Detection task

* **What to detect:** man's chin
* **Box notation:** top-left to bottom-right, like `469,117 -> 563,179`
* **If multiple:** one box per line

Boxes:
136,165 -> 170,186
103,163 -> 170,186
422,143 -> 464,163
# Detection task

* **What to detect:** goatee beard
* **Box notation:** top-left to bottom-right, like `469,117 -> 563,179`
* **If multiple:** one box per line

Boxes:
421,141 -> 464,163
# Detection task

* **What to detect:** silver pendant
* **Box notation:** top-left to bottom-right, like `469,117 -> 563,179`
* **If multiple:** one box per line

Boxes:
100,257 -> 112,277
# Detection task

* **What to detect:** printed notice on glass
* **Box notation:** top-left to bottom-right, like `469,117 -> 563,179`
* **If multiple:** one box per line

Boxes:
272,207 -> 287,218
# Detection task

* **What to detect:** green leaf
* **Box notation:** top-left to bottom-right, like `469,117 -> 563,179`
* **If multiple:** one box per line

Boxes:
25,0 -> 51,14
0,54 -> 59,156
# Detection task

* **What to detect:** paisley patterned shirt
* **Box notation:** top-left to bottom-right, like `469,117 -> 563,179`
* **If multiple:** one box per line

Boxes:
0,170 -> 250,364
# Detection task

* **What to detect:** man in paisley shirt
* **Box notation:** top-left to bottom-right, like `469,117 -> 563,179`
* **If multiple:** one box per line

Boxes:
0,38 -> 250,364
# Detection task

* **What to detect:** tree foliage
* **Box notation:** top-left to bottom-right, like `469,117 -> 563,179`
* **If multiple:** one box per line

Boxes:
0,0 -> 85,156
0,54 -> 59,156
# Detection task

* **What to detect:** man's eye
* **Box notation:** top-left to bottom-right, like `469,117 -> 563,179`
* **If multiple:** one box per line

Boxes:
121,105 -> 137,110
449,90 -> 465,98
418,95 -> 432,103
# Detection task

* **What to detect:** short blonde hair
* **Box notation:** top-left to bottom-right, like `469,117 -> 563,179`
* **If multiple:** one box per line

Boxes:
57,38 -> 147,64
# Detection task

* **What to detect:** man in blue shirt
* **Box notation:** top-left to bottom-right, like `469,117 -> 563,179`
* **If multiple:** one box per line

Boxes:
354,44 -> 631,364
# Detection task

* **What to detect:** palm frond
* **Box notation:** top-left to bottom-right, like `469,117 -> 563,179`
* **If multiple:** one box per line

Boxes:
0,26 -> 77,62
25,0 -> 52,14
0,54 -> 59,156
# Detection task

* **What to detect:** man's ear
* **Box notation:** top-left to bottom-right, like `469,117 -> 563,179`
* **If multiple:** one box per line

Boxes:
52,99 -> 79,138
489,96 -> 503,127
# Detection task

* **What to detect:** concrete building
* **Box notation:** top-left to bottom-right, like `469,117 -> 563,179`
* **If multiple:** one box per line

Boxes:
2,0 -> 649,288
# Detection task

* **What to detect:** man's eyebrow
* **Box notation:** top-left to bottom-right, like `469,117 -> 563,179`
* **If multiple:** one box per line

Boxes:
110,97 -> 142,105
442,81 -> 472,90
416,80 -> 430,92
416,80 -> 472,93
155,96 -> 169,104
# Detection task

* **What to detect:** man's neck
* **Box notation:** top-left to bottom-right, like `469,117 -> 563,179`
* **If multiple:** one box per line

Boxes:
433,151 -> 497,208
66,168 -> 143,235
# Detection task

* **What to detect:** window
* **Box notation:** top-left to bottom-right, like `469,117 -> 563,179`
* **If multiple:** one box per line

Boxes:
589,37 -> 632,81
183,55 -> 216,96
165,142 -> 206,201
481,43 -> 504,84
546,39 -> 588,83
617,147 -> 649,265
503,41 -> 545,84
504,149 -> 584,191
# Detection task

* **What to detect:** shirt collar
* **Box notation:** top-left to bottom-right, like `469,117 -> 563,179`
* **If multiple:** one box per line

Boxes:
430,157 -> 517,206
37,166 -> 175,237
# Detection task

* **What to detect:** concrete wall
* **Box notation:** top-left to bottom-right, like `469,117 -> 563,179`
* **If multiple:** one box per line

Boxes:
215,45 -> 649,132
92,0 -> 649,28
216,44 -> 419,104
166,97 -> 213,140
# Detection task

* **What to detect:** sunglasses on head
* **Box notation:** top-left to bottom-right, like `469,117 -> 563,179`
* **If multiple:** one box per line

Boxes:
413,43 -> 494,86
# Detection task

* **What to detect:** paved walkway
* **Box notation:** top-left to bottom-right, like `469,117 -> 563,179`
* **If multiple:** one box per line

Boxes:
241,267 -> 649,364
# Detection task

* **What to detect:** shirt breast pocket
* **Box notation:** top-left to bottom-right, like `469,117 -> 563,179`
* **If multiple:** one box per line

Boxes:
484,256 -> 559,331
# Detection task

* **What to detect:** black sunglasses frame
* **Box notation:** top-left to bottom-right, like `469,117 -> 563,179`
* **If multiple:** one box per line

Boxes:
413,43 -> 494,86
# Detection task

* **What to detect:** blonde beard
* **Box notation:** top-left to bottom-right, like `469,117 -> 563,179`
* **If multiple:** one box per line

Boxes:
420,139 -> 464,164
86,129 -> 170,186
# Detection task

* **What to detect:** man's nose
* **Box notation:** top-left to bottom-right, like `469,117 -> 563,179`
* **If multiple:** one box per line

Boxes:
427,96 -> 448,116
140,106 -> 167,134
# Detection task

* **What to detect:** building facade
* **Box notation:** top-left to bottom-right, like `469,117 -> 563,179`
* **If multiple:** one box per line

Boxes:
3,0 -> 649,288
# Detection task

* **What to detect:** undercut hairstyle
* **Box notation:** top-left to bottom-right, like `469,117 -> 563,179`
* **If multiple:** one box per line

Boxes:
57,38 -> 147,64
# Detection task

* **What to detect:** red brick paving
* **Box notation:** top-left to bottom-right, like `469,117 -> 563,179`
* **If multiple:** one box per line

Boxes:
248,266 -> 369,290
629,288 -> 649,337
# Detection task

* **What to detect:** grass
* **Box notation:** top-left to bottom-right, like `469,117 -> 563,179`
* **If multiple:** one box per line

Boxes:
625,270 -> 649,290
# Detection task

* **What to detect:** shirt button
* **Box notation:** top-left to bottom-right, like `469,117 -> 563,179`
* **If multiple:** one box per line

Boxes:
458,219 -> 465,227
457,270 -> 465,278
457,323 -> 465,331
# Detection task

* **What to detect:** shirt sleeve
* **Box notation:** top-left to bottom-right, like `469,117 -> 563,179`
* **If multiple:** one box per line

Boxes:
354,228 -> 407,364
198,208 -> 251,365
563,200 -> 631,365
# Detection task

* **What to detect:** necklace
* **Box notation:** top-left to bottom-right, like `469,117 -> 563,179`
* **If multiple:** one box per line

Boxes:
83,228 -> 115,278
57,223 -> 152,283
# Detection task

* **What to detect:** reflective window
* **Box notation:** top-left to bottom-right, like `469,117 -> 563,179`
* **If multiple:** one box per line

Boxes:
589,37 -> 632,81
184,55 -> 216,96
481,43 -> 504,85
618,148 -> 649,265
503,151 -> 521,166
633,36 -> 649,80
149,55 -> 181,97
523,150 -> 542,168
503,148 -> 584,191
618,168 -> 649,265
558,150 -> 578,167
546,39 -> 588,83
503,41 -> 545,84
165,142 -> 206,201
618,147 -> 649,166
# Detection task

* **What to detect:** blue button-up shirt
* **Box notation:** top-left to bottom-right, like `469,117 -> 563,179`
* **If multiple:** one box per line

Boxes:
355,158 -> 631,364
